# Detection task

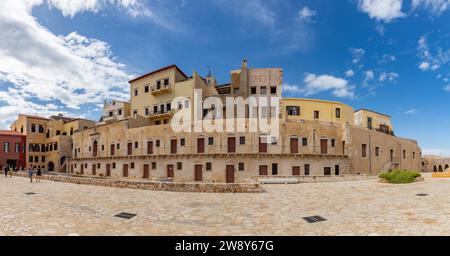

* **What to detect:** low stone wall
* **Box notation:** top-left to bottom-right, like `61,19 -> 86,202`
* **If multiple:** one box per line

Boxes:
254,175 -> 378,183
13,172 -> 262,193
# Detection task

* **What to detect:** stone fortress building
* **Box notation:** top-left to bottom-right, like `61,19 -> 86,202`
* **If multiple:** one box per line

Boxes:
59,60 -> 422,183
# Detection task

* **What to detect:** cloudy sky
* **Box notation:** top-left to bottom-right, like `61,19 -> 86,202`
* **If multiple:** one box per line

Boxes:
0,0 -> 450,155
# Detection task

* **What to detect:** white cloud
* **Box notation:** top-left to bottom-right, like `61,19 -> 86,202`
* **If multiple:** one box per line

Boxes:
284,73 -> 354,98
350,48 -> 365,63
365,70 -> 375,81
357,0 -> 405,22
298,6 -> 316,22
379,72 -> 399,82
379,54 -> 396,63
404,109 -> 417,115
411,0 -> 450,15
417,35 -> 450,74
0,0 -> 134,128
419,61 -> 431,70
217,0 -> 276,27
345,69 -> 355,77
444,84 -> 450,91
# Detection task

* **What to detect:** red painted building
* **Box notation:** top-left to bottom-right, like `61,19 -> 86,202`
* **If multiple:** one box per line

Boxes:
0,130 -> 26,169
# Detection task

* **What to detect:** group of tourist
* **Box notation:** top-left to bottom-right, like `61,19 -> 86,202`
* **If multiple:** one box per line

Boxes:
1,166 -> 42,182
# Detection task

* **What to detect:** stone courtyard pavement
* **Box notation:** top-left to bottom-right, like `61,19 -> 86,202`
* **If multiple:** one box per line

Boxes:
1,175 -> 449,236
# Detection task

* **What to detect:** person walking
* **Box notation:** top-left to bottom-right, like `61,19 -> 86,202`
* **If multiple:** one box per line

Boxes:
4,166 -> 7,178
28,167 -> 33,183
36,167 -> 41,183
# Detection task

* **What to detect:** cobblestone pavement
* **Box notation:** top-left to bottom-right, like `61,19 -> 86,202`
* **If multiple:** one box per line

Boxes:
1,175 -> 449,236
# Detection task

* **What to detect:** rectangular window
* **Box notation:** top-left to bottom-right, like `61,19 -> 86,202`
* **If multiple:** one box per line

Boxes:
239,163 -> 245,171
130,162 -> 135,169
152,162 -> 156,169
302,138 -> 308,146
112,163 -> 116,169
260,87 -> 267,95
286,106 -> 300,116
117,143 -> 120,150
134,142 -> 138,149
29,156 -> 33,163
180,138 -> 185,146
270,86 -> 277,94
167,103 -> 171,111
31,124 -> 36,133
375,147 -> 380,157
206,162 -> 212,171
251,87 -> 257,94
324,167 -> 331,176
134,89 -> 138,96
336,108 -> 341,118
118,109 -> 122,116
314,110 -> 320,120
304,164 -> 310,176
156,140 -> 160,147
367,117 -> 373,129
145,108 -> 149,116
177,162 -> 182,170
403,150 -> 406,159
164,78 -> 169,86
331,139 -> 335,147
15,143 -> 20,153
145,85 -> 149,93
3,142 -> 9,153
208,137 -> 214,145
239,136 -> 246,145
362,144 -> 367,158
272,163 -> 278,175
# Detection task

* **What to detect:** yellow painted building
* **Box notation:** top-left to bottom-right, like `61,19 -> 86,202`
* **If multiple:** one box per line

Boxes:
354,109 -> 393,135
282,98 -> 355,125
10,114 -> 95,171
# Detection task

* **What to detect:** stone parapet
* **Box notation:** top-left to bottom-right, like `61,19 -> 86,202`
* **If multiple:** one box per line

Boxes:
13,172 -> 262,193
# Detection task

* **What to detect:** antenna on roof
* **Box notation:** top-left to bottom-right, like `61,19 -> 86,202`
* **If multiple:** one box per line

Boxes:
207,66 -> 212,77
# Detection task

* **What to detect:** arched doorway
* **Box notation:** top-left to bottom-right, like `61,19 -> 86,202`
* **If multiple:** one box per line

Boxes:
48,162 -> 55,172
445,164 -> 449,171
438,165 -> 443,172
433,166 -> 438,172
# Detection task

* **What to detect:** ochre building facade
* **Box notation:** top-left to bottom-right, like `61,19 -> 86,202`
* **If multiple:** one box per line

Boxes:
66,61 -> 422,183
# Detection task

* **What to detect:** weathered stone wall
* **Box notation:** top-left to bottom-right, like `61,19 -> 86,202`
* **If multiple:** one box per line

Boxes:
13,172 -> 262,193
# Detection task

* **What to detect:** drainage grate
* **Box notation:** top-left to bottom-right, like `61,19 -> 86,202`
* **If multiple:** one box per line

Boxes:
114,212 -> 137,219
303,215 -> 327,223
416,193 -> 429,197
25,192 -> 36,195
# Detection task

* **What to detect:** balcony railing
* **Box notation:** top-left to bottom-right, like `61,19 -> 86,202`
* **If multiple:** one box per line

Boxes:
151,83 -> 172,95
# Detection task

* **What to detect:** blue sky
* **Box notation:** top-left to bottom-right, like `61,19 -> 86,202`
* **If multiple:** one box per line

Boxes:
1,0 -> 450,155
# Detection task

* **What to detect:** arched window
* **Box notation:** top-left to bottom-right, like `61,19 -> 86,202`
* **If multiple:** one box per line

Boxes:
93,140 -> 98,157
433,166 -> 438,172
438,165 -> 443,172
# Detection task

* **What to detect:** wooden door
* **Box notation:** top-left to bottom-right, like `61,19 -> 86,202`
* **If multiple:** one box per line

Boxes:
228,137 -> 236,153
123,164 -> 128,177
92,164 -> 96,175
70,164 -> 74,173
143,164 -> 150,178
106,164 -> 111,177
167,164 -> 174,178
197,138 -> 205,153
170,139 -> 177,154
292,166 -> 300,176
226,165 -> 235,183
259,137 -> 267,153
290,138 -> 299,154
194,165 -> 202,182
320,139 -> 328,155
127,143 -> 132,155
147,141 -> 153,155
80,164 -> 84,174
110,144 -> 115,156
259,165 -> 268,176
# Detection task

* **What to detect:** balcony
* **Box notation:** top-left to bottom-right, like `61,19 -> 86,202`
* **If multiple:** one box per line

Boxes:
148,109 -> 175,119
151,83 -> 172,95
